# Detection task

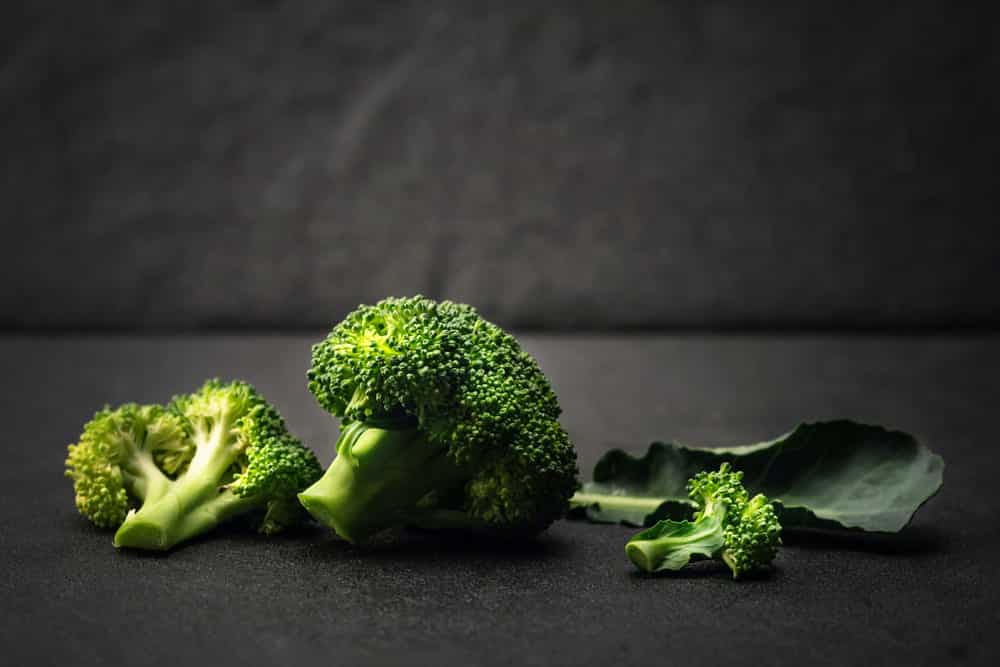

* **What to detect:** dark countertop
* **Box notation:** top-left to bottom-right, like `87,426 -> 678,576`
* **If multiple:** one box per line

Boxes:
2,334 -> 998,666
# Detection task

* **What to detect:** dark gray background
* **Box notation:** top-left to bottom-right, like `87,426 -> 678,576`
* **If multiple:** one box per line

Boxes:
2,0 -> 997,331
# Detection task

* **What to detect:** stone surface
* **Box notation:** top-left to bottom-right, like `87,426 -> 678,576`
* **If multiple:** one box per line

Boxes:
2,1 -> 997,330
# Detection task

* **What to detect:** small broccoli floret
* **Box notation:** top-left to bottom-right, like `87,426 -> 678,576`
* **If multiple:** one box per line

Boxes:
65,380 -> 323,550
65,404 -> 187,528
298,296 -> 578,542
625,463 -> 781,578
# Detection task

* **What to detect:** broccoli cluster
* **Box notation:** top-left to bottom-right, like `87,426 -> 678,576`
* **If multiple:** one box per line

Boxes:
625,463 -> 781,577
299,296 -> 578,542
65,380 -> 323,550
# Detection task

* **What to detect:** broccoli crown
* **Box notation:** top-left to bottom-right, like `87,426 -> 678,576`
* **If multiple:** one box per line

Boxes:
626,463 -> 781,577
166,380 -> 322,501
688,463 -> 781,576
722,493 -> 782,575
65,404 -> 187,528
306,296 -> 577,534
687,462 -> 749,518
65,380 -> 323,548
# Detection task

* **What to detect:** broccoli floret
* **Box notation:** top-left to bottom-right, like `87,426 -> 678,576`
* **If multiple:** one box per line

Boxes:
65,380 -> 323,550
298,296 -> 578,542
625,463 -> 781,577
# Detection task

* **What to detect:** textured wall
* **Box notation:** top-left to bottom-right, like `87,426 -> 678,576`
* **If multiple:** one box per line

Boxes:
1,0 -> 996,330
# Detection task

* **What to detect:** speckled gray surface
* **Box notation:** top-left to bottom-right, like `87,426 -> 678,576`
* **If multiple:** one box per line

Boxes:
1,334 -> 998,665
2,1 -> 997,330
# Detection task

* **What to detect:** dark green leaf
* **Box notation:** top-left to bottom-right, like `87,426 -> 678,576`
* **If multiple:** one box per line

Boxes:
570,420 -> 943,532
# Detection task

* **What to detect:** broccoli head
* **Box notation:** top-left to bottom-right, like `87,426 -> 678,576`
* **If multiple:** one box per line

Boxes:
65,380 -> 323,550
298,296 -> 578,542
625,463 -> 781,577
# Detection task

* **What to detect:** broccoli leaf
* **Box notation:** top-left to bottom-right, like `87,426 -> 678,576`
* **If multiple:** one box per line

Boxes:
570,420 -> 943,533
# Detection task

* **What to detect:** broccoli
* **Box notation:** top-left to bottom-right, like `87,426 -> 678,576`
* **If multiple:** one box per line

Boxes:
298,296 -> 578,542
65,380 -> 323,550
625,463 -> 781,577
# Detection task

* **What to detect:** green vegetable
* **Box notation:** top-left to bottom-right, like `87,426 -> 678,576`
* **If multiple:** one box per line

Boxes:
571,421 -> 943,533
298,296 -> 578,542
65,380 -> 323,550
626,463 -> 781,577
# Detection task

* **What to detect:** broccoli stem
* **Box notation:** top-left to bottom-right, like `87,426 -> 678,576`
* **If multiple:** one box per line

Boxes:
113,477 -> 257,550
625,503 -> 726,573
119,445 -> 173,505
114,417 -> 252,550
297,424 -> 467,543
570,492 -> 681,515
120,460 -> 172,506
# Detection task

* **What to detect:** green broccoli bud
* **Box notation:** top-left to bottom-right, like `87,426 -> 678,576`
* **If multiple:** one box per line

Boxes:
65,404 -> 185,528
625,463 -> 782,578
65,380 -> 323,550
299,296 -> 578,542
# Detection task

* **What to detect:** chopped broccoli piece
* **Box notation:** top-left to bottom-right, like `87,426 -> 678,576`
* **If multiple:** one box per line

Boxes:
298,296 -> 578,542
65,380 -> 323,550
625,463 -> 781,577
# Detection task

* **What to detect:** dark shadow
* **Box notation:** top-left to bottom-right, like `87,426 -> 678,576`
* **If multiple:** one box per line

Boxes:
109,526 -> 223,558
782,524 -> 948,555
307,526 -> 572,564
106,514 -> 328,558
72,507 -> 569,561
628,559 -> 778,581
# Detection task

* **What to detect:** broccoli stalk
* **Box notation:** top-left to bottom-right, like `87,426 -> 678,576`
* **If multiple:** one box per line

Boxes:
113,482 -> 261,550
112,390 -> 258,549
299,423 -> 451,540
65,380 -> 323,551
298,296 -> 578,543
299,422 -> 482,541
625,463 -> 782,578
